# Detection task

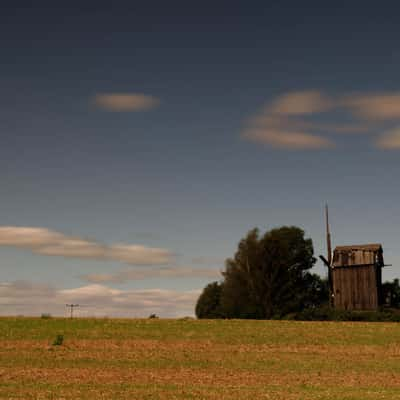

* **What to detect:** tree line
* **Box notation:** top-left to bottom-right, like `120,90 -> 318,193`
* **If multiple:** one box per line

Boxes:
195,226 -> 400,319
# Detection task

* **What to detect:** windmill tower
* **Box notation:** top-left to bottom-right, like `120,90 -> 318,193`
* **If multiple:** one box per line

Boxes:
319,204 -> 334,306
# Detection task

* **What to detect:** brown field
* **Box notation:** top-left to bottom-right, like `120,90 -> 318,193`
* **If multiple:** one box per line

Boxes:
1,318 -> 400,399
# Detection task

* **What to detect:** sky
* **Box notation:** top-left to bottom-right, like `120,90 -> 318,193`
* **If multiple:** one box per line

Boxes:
1,2 -> 400,317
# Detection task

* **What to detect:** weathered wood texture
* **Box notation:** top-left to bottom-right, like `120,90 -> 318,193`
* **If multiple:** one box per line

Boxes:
332,245 -> 383,311
332,265 -> 379,310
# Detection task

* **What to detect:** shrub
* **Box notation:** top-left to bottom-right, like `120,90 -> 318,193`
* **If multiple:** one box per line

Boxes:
285,307 -> 400,322
52,334 -> 64,346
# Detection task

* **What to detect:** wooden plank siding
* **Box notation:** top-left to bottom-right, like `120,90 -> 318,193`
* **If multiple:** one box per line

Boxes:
333,250 -> 376,268
332,265 -> 379,310
332,245 -> 383,311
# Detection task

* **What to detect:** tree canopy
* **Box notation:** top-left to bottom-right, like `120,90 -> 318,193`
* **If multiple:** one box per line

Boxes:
382,278 -> 400,308
195,282 -> 224,319
196,226 -> 328,319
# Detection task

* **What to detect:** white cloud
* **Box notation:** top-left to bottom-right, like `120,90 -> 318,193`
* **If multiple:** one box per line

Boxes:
242,89 -> 400,150
81,266 -> 221,284
0,226 -> 65,247
243,128 -> 334,149
93,93 -> 160,112
375,127 -> 400,149
0,226 -> 173,265
60,284 -> 122,299
344,93 -> 400,120
247,115 -> 370,135
242,90 -> 336,150
36,239 -> 105,258
267,90 -> 334,116
107,244 -> 172,265
0,281 -> 199,317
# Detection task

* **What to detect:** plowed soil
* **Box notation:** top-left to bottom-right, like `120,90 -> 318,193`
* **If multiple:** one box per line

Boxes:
1,318 -> 400,399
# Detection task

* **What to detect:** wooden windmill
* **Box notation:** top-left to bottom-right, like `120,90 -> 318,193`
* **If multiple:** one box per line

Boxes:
319,205 -> 385,311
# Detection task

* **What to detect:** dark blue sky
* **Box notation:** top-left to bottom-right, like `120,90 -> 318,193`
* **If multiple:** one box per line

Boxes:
1,2 -> 400,316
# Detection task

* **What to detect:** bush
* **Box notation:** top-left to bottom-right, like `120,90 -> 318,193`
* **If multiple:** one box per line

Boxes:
285,307 -> 400,322
52,334 -> 64,346
41,313 -> 52,319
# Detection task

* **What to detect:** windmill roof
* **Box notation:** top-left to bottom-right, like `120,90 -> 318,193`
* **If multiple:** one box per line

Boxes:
334,244 -> 382,252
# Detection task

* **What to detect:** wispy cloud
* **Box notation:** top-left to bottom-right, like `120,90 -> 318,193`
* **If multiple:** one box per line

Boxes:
93,93 -> 160,112
0,227 -> 173,265
243,128 -> 334,149
0,281 -> 199,317
344,93 -> 400,120
247,115 -> 371,135
243,89 -> 400,150
375,127 -> 400,149
267,90 -> 334,116
81,266 -> 220,284
242,90 -> 336,149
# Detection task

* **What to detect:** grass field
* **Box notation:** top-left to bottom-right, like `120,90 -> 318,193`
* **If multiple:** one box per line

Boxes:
1,318 -> 400,399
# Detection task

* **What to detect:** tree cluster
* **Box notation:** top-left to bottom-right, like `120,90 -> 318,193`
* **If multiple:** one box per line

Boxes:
382,278 -> 400,308
196,226 -> 328,319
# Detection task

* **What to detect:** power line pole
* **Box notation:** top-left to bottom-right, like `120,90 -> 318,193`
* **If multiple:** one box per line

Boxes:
66,304 -> 79,319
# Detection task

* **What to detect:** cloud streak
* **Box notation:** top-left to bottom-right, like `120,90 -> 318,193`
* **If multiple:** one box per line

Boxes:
267,90 -> 334,116
0,281 -> 199,317
81,266 -> 221,284
344,93 -> 400,120
243,90 -> 400,150
242,90 -> 336,149
243,128 -> 334,149
375,127 -> 400,149
0,227 -> 173,265
94,93 -> 160,112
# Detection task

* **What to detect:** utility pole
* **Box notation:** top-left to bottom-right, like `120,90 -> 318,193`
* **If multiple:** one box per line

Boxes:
66,304 -> 79,319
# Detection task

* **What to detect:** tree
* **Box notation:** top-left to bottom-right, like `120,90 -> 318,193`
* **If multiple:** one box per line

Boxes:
301,273 -> 329,309
195,281 -> 224,319
220,228 -> 264,318
382,279 -> 400,308
220,226 -> 319,319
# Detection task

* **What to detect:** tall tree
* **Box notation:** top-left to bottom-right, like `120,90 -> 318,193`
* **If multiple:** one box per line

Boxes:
221,226 -> 318,319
